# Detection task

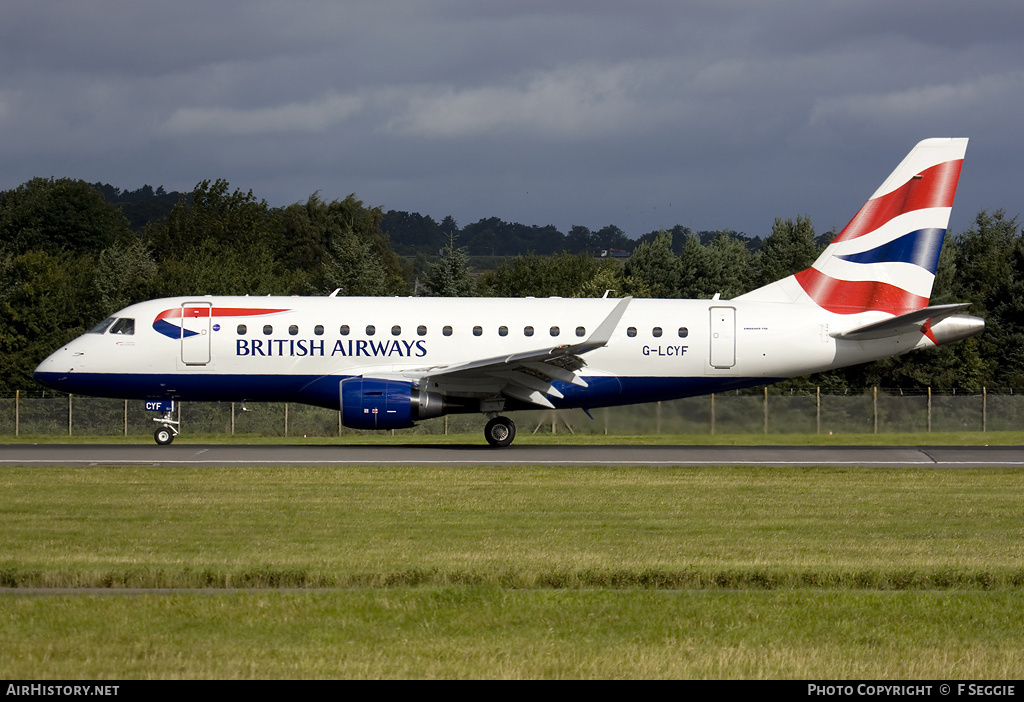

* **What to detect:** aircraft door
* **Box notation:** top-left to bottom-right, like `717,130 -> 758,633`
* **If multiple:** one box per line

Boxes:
180,302 -> 212,365
709,306 -> 736,369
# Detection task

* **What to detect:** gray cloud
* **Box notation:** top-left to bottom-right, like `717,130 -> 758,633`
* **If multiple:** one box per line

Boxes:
2,0 -> 1021,239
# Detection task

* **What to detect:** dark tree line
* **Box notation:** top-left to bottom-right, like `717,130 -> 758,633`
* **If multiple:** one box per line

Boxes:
1,176 -> 1021,395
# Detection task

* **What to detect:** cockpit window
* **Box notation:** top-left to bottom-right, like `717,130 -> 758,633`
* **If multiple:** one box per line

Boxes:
109,318 -> 135,335
88,318 -> 116,334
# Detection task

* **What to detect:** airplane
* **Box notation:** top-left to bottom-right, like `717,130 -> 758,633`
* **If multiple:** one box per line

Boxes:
34,138 -> 983,447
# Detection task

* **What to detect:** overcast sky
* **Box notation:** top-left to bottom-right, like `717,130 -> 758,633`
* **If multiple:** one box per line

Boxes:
2,1 -> 1021,240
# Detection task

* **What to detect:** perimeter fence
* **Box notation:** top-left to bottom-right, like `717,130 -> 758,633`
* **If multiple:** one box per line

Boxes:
1,388 -> 1020,438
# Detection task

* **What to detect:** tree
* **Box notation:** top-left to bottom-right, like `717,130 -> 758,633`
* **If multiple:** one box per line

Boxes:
481,253 -> 622,298
0,250 -> 98,392
0,178 -> 132,256
280,194 -> 407,296
697,232 -> 754,299
623,229 -> 680,298
755,215 -> 819,287
92,238 -> 160,314
424,237 -> 474,296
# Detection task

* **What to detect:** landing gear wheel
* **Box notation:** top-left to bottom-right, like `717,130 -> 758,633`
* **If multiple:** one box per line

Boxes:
484,416 -> 516,448
154,426 -> 175,446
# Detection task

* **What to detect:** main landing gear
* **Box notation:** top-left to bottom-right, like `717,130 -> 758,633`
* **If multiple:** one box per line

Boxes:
484,416 -> 516,448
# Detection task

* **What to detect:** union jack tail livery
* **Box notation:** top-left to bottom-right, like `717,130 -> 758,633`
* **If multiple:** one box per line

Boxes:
739,138 -> 968,317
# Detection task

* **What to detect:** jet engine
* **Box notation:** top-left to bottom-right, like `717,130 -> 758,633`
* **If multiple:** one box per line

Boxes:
340,377 -> 444,430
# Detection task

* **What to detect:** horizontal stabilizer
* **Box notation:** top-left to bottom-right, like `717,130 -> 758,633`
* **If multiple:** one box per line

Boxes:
832,303 -> 970,340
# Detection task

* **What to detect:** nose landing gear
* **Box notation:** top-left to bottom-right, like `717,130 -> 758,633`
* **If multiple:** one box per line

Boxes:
153,411 -> 178,445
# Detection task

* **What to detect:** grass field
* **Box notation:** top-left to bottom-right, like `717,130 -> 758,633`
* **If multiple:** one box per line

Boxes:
2,462 -> 1024,678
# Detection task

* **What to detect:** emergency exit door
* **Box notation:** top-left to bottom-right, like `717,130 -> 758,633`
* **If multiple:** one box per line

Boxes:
709,306 -> 736,369
180,302 -> 212,365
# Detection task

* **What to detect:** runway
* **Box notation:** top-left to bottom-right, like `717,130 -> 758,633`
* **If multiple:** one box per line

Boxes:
1,443 -> 1023,468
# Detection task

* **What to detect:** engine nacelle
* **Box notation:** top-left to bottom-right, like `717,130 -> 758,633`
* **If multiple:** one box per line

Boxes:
340,377 -> 444,430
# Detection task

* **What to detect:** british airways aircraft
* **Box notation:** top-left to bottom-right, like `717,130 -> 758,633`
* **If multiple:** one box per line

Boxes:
35,138 -> 983,446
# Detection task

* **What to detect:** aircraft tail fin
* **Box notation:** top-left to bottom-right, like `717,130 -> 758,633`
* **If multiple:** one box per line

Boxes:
737,138 -> 968,315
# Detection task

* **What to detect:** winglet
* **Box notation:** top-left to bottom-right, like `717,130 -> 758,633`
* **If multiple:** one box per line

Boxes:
573,296 -> 631,354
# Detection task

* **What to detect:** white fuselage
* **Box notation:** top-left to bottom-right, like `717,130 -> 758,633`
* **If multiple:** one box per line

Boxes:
34,295 -> 950,413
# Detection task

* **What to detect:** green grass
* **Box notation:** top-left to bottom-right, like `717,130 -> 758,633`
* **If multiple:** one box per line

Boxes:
3,464 -> 1024,678
2,465 -> 1024,588
4,589 -> 1024,678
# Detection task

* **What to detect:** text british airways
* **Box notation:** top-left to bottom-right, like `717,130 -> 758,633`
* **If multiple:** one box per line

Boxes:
236,338 -> 427,358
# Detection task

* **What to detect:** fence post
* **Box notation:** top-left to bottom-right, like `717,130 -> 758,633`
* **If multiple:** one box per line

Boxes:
68,394 -> 73,437
710,393 -> 716,435
927,387 -> 932,432
284,402 -> 289,437
15,390 -> 19,438
873,387 -> 878,434
124,399 -> 128,437
983,387 -> 987,432
763,387 -> 768,434
815,386 -> 820,435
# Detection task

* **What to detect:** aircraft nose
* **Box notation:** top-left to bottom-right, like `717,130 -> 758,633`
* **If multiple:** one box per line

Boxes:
33,346 -> 77,391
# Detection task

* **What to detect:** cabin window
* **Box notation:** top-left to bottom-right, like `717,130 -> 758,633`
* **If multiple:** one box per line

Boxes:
443,325 -> 453,336
340,325 -> 350,335
652,327 -> 663,338
289,325 -> 299,336
237,324 -> 247,335
473,326 -> 483,336
110,318 -> 135,335
550,326 -> 560,337
498,326 -> 508,337
314,325 -> 324,336
524,326 -> 534,337
678,327 -> 688,338
366,325 -> 375,336
263,325 -> 273,335
88,318 -> 116,334
576,326 -> 586,337
392,325 -> 401,336
417,325 -> 427,336
627,327 -> 637,338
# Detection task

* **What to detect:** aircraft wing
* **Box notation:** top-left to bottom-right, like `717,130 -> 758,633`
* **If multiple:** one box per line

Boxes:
404,296 -> 631,408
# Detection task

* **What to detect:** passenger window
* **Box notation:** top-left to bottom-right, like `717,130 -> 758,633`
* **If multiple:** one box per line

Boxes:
550,326 -> 560,336
366,325 -> 375,336
652,327 -> 663,338
88,318 -> 116,334
576,326 -> 586,337
443,326 -> 453,336
678,327 -> 688,338
524,326 -> 534,337
417,325 -> 427,336
340,325 -> 350,336
473,326 -> 483,336
498,326 -> 508,337
263,325 -> 273,335
110,318 -> 135,335
392,325 -> 401,336
314,325 -> 324,336
289,325 -> 299,336
237,324 -> 247,335
627,327 -> 637,338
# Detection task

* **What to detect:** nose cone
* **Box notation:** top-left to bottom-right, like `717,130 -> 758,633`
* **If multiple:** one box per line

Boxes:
34,345 -> 77,392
